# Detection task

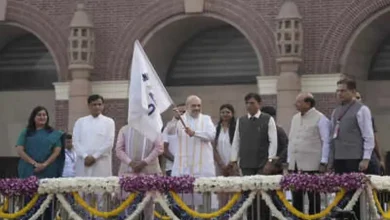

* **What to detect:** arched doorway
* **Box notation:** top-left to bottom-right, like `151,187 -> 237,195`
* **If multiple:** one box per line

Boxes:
143,16 -> 261,122
341,8 -> 390,153
0,24 -> 57,160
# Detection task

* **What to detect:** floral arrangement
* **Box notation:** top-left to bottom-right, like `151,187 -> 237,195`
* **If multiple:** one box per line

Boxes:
120,175 -> 195,193
0,176 -> 38,196
38,177 -> 120,194
194,175 -> 283,193
1,173 -> 388,220
280,172 -> 367,193
367,175 -> 390,190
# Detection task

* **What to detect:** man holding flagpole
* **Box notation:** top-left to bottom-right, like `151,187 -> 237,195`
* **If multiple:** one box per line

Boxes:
117,40 -> 172,220
166,95 -> 217,210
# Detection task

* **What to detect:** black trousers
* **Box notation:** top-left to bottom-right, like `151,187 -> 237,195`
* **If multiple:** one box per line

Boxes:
241,168 -> 270,220
334,159 -> 362,220
291,169 -> 321,215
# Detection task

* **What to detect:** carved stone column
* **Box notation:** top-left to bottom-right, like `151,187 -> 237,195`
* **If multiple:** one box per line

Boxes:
67,3 -> 95,130
275,1 -> 303,133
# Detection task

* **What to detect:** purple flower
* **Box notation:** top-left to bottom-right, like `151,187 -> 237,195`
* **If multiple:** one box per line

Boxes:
0,176 -> 39,196
280,172 -> 366,193
119,175 -> 195,193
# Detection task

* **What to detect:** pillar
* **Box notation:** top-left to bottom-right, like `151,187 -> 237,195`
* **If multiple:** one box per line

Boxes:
275,1 -> 303,133
67,3 -> 95,130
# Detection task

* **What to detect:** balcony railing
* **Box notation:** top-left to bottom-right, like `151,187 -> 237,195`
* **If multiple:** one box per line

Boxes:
0,173 -> 388,219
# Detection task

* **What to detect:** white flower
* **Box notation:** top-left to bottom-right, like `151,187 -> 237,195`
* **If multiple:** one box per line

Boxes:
194,175 -> 282,193
38,177 -> 120,194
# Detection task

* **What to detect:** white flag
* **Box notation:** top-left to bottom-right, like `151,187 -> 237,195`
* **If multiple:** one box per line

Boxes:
128,40 -> 173,141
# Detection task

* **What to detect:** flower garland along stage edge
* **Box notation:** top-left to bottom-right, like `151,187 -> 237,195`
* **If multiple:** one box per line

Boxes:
36,173 -> 371,194
194,175 -> 283,193
0,173 -> 387,219
276,189 -> 346,220
38,177 -> 121,194
169,191 -> 241,219
72,191 -> 138,218
0,176 -> 39,196
280,172 -> 367,193
372,190 -> 387,218
0,194 -> 40,218
120,175 -> 195,193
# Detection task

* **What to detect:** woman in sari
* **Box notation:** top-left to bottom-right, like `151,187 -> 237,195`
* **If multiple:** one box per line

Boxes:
16,106 -> 65,179
15,106 -> 65,220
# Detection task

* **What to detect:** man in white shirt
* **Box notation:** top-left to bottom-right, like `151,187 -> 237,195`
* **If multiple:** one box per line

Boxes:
229,92 -> 278,220
72,94 -> 115,177
62,133 -> 76,177
288,92 -> 330,214
162,103 -> 186,176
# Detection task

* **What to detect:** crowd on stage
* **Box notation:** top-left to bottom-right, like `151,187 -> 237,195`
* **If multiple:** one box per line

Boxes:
14,77 -> 383,219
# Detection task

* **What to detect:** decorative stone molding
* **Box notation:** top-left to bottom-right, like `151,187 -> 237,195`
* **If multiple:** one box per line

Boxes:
53,82 -> 70,100
54,81 -> 129,100
0,0 -> 7,21
301,74 -> 343,93
91,81 -> 129,99
54,74 -> 343,101
256,76 -> 278,95
257,73 -> 343,95
184,0 -> 204,13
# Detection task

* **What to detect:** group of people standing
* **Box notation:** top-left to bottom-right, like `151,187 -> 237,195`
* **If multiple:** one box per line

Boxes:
15,77 -> 382,219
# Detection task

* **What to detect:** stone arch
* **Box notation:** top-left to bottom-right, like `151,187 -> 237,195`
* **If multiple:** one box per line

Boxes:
5,0 -> 68,81
340,6 -> 390,80
315,0 -> 390,74
108,0 -> 276,80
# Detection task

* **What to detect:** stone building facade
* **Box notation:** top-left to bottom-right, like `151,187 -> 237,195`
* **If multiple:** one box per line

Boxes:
1,0 -> 390,174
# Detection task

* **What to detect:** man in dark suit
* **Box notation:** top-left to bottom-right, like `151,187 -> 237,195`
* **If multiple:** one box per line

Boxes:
261,106 -> 288,174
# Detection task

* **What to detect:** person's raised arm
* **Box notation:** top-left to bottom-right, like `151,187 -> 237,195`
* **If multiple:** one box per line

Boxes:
193,116 -> 216,141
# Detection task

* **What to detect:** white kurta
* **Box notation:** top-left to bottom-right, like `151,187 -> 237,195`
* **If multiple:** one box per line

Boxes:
170,113 -> 217,208
171,113 -> 216,177
216,128 -> 232,166
162,129 -> 177,171
73,114 -> 115,177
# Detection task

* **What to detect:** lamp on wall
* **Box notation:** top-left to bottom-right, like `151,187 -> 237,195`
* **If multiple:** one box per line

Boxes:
68,3 -> 95,70
275,1 -> 303,59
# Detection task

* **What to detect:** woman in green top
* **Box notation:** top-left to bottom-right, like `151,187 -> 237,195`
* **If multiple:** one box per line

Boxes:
16,106 -> 65,179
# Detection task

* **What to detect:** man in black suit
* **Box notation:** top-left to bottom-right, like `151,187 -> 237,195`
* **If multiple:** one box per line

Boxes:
261,106 -> 288,174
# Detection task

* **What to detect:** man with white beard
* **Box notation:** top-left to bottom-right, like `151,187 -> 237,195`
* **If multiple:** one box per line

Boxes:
166,95 -> 217,211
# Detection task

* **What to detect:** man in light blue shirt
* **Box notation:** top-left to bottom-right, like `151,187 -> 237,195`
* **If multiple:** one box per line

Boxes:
62,134 -> 76,177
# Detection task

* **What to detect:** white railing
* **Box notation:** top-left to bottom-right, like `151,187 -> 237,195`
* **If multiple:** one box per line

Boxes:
0,174 -> 388,219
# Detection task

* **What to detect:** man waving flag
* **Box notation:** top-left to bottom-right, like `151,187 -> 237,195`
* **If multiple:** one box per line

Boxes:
128,40 -> 173,142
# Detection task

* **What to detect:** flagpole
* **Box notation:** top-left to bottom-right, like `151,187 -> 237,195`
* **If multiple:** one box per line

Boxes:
173,108 -> 187,128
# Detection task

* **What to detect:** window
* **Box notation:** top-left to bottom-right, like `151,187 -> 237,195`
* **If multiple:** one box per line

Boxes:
369,36 -> 390,80
167,26 -> 260,86
0,34 -> 57,91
